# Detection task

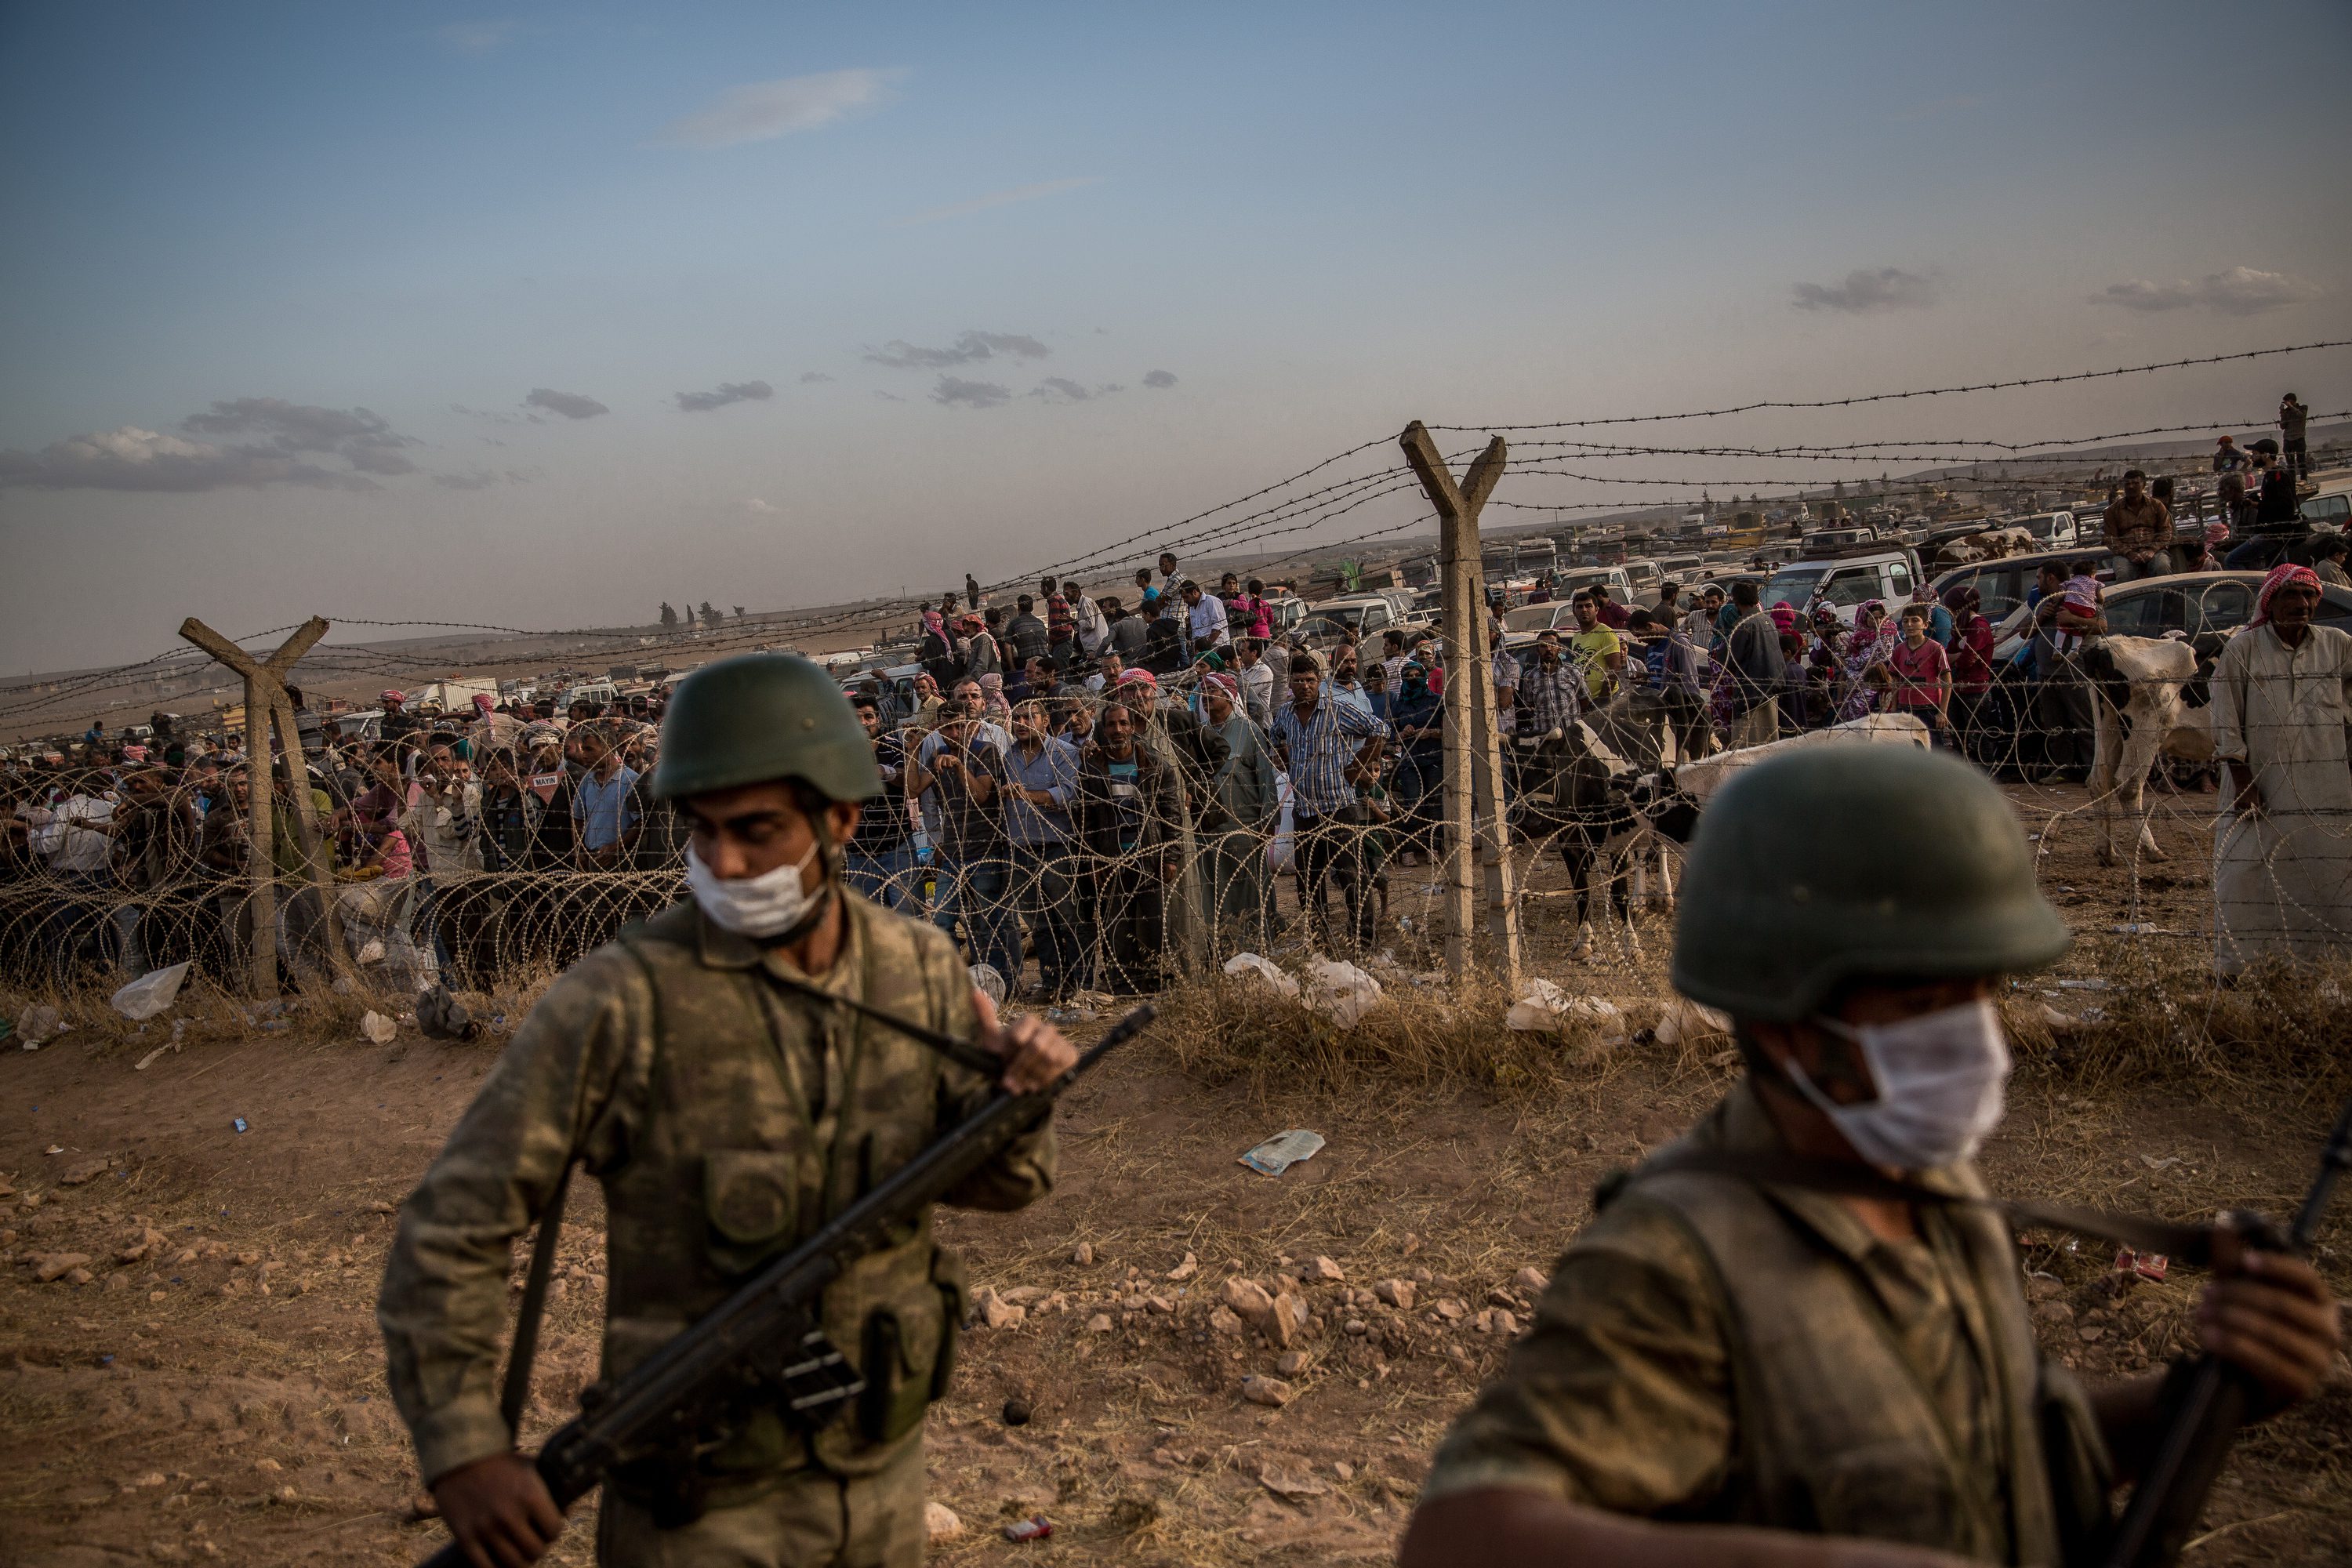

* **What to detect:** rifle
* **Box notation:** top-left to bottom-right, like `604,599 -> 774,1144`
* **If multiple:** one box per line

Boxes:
2100,1090 -> 2352,1568
416,1003 -> 1156,1568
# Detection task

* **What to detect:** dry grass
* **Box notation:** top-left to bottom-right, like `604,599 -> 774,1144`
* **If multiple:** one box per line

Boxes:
2004,940 -> 2352,1102
1153,963 -> 1660,1103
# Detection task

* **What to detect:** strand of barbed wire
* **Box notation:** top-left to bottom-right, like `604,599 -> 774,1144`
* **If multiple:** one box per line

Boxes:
1425,339 -> 2352,431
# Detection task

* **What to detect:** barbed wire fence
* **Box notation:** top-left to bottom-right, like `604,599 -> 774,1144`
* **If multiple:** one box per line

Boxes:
4,338 -> 2349,1019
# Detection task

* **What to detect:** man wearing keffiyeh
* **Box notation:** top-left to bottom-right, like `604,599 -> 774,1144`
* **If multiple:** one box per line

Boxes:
2210,562 -> 2352,975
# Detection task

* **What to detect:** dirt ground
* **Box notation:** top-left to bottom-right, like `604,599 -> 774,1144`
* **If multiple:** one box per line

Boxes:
4,782 -> 2348,1567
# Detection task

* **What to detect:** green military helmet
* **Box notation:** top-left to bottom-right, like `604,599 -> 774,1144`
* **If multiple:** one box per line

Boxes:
648,652 -> 883,803
1670,744 -> 2069,1022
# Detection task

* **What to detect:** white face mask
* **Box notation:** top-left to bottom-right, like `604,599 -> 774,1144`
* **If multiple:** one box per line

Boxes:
1783,998 -> 2010,1171
684,840 -> 822,938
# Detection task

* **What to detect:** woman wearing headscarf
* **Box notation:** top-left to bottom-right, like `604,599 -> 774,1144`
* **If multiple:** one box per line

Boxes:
918,608 -> 963,690
1942,584 -> 1997,750
1835,600 -> 1897,721
978,670 -> 1014,724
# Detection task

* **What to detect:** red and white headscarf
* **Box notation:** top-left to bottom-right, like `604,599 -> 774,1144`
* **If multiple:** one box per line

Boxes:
2250,563 -> 2321,629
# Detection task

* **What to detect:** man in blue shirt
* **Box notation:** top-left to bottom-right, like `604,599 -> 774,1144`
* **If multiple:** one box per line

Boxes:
994,700 -> 1084,997
1270,652 -> 1391,950
570,724 -> 641,868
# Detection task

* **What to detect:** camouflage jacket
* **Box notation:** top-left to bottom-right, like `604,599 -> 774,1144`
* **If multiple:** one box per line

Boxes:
377,891 -> 1054,1490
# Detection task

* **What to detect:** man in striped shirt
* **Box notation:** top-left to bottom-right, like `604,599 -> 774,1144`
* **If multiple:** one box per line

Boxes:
1270,652 -> 1390,949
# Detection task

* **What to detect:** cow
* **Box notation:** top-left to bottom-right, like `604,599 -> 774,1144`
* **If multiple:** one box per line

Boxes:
2077,633 -> 2214,866
1511,689 -> 1674,961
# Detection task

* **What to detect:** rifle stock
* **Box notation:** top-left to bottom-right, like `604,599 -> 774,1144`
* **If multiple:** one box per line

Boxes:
2100,1091 -> 2352,1568
416,1004 -> 1154,1566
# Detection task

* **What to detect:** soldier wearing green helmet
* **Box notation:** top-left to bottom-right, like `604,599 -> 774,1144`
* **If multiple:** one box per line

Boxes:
1405,746 -> 2339,1568
379,652 -> 1078,1567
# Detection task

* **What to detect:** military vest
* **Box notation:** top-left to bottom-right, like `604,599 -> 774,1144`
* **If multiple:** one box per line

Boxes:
1624,1150 -> 2096,1564
600,895 -> 972,1490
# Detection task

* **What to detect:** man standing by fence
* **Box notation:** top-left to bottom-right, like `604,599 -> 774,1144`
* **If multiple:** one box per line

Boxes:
2211,563 -> 2352,976
1271,652 -> 1389,951
2103,468 -> 2174,583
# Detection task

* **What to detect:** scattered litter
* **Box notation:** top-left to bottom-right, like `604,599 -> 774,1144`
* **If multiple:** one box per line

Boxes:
231,1118 -> 249,1134
1301,958 -> 1383,1026
1504,980 -> 1624,1034
924,1501 -> 964,1544
2057,978 -> 2111,992
968,964 -> 1007,1006
2039,1005 -> 2078,1032
360,1011 -> 397,1045
45,1145 -> 64,1156
1221,952 -> 1300,999
2109,923 -> 2180,936
1653,998 -> 1732,1047
108,961 -> 191,1022
1002,1515 -> 1053,1543
2138,1154 -> 2183,1172
416,985 -> 480,1042
356,938 -> 387,965
2114,1247 -> 2169,1283
17,1004 -> 63,1047
1240,1130 -> 1327,1177
132,1040 -> 180,1072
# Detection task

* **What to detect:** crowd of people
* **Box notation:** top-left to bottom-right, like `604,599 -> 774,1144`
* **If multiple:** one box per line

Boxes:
8,426 -> 2348,998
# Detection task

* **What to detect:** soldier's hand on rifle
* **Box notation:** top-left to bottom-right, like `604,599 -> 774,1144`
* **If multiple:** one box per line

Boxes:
430,1452 -> 565,1568
2198,1219 -> 2343,1417
972,987 -> 1078,1094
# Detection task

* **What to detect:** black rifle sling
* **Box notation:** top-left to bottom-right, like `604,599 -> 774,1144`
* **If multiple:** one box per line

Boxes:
499,1160 -> 575,1440
755,966 -> 1007,1080
1624,1147 -> 2217,1265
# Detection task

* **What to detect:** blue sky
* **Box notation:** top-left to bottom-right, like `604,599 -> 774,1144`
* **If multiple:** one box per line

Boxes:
3,1 -> 2347,670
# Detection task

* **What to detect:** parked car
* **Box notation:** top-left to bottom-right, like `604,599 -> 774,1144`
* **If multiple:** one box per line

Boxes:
1761,545 -> 1926,626
1305,593 -> 1403,637
1936,547 -> 2138,640
2300,485 -> 2351,532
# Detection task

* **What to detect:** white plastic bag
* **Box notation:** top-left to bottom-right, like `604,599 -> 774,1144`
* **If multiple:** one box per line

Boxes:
360,1010 -> 397,1044
1303,958 -> 1383,1028
1653,998 -> 1732,1046
968,964 -> 1007,1006
1221,952 -> 1301,1000
109,960 -> 191,1022
1265,772 -> 1297,874
1505,980 -> 1624,1034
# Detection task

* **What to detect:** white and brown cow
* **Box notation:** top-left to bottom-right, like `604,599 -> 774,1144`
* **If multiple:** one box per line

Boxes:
2079,633 -> 2214,866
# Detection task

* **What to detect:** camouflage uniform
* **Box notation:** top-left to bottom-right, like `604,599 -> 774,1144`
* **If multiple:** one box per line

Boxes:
1420,1081 -> 2110,1563
378,890 -> 1054,1566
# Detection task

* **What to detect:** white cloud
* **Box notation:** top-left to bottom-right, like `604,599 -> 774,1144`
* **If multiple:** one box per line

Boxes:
655,68 -> 902,150
866,331 -> 1049,370
900,176 -> 1102,227
2092,266 -> 2325,317
675,379 -> 774,413
1791,267 -> 1943,314
740,497 -> 778,515
436,20 -> 519,57
931,376 -> 1011,409
0,426 -> 380,492
524,387 -> 610,420
1029,377 -> 1123,403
